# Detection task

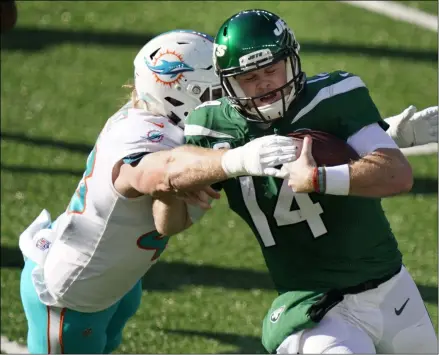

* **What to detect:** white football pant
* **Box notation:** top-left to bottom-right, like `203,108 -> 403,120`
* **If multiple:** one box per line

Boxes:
277,266 -> 437,354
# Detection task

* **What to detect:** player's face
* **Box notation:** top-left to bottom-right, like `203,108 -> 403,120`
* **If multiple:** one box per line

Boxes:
235,60 -> 288,107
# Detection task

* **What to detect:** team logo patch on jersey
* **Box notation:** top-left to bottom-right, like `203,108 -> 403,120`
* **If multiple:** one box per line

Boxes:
144,130 -> 164,143
36,237 -> 51,251
145,49 -> 194,87
270,305 -> 286,323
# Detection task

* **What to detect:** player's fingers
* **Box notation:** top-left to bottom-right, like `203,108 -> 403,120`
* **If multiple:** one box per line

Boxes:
261,145 -> 297,157
264,136 -> 295,147
185,193 -> 211,210
400,105 -> 417,123
175,191 -> 206,207
278,146 -> 298,155
301,136 -> 313,158
277,154 -> 297,165
421,106 -> 438,118
425,107 -> 439,124
201,186 -> 221,200
263,167 -> 289,179
261,153 -> 297,166
193,190 -> 211,206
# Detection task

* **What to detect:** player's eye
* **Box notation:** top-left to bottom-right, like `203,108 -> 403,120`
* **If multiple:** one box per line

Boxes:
243,75 -> 256,82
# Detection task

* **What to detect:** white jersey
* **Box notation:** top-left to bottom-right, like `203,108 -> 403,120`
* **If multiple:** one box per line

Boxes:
20,102 -> 184,312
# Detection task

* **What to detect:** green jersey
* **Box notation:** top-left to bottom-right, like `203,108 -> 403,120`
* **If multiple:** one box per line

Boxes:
185,71 -> 402,293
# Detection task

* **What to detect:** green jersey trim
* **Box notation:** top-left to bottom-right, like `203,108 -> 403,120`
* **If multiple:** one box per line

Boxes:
184,124 -> 235,138
291,76 -> 366,125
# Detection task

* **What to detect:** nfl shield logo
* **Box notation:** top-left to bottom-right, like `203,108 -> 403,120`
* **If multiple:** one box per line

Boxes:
36,238 -> 51,251
270,305 -> 286,323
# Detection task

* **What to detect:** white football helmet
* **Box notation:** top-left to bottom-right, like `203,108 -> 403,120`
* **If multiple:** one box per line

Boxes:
134,30 -> 223,128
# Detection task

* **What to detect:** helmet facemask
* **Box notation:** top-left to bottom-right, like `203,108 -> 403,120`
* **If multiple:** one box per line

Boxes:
219,47 -> 304,123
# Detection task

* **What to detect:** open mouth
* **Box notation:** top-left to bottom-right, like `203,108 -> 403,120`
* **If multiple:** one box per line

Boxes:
258,92 -> 279,106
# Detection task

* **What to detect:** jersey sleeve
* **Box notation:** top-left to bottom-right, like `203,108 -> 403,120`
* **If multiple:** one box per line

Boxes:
184,99 -> 244,192
66,110 -> 185,216
327,72 -> 390,140
347,123 -> 399,156
184,100 -> 244,149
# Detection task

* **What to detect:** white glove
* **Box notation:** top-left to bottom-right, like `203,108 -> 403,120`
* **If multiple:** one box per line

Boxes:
221,135 -> 297,178
385,105 -> 438,148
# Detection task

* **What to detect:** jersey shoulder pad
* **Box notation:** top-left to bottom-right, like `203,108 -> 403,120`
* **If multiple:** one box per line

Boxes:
185,97 -> 245,141
305,70 -> 367,100
99,108 -> 184,165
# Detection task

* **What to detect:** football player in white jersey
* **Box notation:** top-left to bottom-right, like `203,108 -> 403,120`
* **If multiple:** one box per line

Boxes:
18,30 -> 302,354
18,28 -> 437,354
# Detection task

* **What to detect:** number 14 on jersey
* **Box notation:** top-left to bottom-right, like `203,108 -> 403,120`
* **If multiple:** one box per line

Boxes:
240,177 -> 328,247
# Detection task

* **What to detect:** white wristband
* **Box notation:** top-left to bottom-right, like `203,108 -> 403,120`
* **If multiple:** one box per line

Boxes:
221,147 -> 244,177
325,164 -> 350,195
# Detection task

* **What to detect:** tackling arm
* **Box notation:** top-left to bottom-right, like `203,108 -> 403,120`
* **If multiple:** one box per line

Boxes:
115,134 -> 298,235
125,145 -> 228,197
120,135 -> 297,197
114,147 -> 225,236
151,196 -> 192,236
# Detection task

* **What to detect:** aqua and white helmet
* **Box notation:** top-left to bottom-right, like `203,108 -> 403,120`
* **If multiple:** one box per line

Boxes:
134,30 -> 223,128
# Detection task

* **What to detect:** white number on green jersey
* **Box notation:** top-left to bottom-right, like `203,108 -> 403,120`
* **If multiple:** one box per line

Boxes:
239,177 -> 327,247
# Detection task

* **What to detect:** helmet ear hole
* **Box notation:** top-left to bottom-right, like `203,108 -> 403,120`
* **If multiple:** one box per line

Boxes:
223,26 -> 228,36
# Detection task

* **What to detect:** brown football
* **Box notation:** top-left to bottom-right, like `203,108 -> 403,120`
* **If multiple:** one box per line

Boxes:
288,130 -> 360,167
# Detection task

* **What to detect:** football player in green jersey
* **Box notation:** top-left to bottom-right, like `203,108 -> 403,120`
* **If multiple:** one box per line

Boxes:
181,9 -> 437,354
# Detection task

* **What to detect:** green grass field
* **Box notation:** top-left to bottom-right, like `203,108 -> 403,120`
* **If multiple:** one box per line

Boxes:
1,1 -> 437,353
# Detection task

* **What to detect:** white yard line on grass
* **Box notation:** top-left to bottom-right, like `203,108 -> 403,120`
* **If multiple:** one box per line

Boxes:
341,0 -> 438,156
340,1 -> 437,32
1,336 -> 28,354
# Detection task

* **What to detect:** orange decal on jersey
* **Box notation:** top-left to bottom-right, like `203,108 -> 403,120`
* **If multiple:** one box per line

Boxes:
152,122 -> 165,128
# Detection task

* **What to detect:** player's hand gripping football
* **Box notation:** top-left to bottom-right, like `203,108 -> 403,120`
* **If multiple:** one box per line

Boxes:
282,136 -> 316,193
386,105 -> 438,148
221,135 -> 298,178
